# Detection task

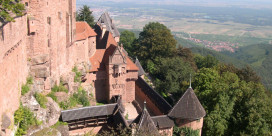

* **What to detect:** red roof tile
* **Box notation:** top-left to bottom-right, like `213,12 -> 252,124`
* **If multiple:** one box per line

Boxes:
89,31 -> 138,72
76,22 -> 97,41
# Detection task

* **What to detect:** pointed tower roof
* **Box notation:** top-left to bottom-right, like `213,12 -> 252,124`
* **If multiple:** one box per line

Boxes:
168,88 -> 206,120
135,58 -> 146,76
132,102 -> 159,135
97,12 -> 120,38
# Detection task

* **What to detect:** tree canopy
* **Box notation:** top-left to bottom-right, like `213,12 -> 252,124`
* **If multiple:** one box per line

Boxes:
120,30 -> 136,56
133,22 -> 177,70
0,0 -> 25,22
120,23 -> 272,135
76,5 -> 95,27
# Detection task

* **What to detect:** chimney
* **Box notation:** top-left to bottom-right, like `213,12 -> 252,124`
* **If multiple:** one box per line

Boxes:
102,24 -> 107,38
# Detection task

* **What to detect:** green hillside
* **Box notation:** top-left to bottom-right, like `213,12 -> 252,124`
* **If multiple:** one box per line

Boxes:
190,47 -> 247,68
222,44 -> 272,90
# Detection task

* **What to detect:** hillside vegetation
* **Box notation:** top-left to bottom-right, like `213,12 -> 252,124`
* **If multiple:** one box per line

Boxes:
120,23 -> 272,135
222,44 -> 272,90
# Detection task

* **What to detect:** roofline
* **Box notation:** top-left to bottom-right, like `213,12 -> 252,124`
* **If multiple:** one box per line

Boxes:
61,103 -> 117,113
168,88 -> 192,116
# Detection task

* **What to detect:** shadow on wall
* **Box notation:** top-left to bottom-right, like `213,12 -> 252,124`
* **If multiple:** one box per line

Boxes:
95,79 -> 108,103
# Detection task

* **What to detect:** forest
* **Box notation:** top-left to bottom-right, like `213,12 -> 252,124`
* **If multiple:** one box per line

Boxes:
120,22 -> 272,135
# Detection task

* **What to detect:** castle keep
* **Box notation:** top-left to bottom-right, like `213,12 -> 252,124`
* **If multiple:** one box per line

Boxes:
0,1 -> 206,135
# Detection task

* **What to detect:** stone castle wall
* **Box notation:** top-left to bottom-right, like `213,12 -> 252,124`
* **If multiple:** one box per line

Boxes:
135,85 -> 163,116
0,16 -> 28,130
176,117 -> 204,135
26,0 -> 77,87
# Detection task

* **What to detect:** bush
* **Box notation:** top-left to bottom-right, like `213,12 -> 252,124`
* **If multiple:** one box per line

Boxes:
21,76 -> 33,95
14,106 -> 38,136
34,92 -> 48,108
51,84 -> 68,93
72,66 -> 82,83
47,92 -> 57,102
26,76 -> 33,85
173,126 -> 200,136
21,84 -> 30,95
59,87 -> 90,110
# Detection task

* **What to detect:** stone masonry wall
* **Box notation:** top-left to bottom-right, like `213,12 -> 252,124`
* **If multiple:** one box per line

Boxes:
135,85 -> 163,116
176,117 -> 204,135
126,71 -> 138,103
26,0 -> 76,87
88,37 -> 96,57
0,16 -> 28,131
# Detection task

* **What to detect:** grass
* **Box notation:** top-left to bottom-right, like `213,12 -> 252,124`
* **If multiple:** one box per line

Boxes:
47,92 -> 58,102
34,92 -> 48,109
51,84 -> 68,93
21,76 -> 33,95
51,121 -> 68,128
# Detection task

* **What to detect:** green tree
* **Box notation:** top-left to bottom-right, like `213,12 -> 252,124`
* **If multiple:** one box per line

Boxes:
194,54 -> 219,69
176,45 -> 198,71
153,57 -> 193,100
134,22 -> 177,70
76,5 -> 95,27
0,0 -> 25,22
194,67 -> 272,136
120,30 -> 136,56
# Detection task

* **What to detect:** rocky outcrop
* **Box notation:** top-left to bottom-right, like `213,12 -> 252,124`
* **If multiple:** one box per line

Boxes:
46,97 -> 61,127
31,65 -> 50,78
1,113 -> 11,131
21,92 -> 61,127
31,54 -> 49,66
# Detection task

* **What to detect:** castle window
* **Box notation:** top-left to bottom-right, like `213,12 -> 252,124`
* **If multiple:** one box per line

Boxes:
47,17 -> 51,25
114,65 -> 121,75
25,2 -> 28,6
58,12 -> 62,20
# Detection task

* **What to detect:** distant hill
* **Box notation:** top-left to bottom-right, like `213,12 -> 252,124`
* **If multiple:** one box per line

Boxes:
222,44 -> 272,90
190,47 -> 247,68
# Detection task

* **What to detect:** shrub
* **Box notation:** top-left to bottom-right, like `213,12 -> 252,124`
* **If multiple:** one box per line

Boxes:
47,92 -> 57,102
14,106 -> 38,136
72,66 -> 82,83
21,84 -> 30,95
34,92 -> 48,108
173,126 -> 200,136
51,84 -> 68,93
58,88 -> 90,110
21,76 -> 33,95
26,76 -> 33,85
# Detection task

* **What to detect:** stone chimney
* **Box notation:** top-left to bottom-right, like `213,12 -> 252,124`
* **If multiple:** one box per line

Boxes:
102,24 -> 107,38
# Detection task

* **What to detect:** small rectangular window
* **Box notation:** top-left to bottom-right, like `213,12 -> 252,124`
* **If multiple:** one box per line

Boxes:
47,17 -> 51,25
58,12 -> 62,20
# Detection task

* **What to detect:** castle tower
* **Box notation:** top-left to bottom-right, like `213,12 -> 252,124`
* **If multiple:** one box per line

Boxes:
107,45 -> 127,102
131,101 -> 160,135
96,12 -> 120,43
168,87 -> 206,135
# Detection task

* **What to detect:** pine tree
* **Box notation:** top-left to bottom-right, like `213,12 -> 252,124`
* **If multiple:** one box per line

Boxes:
76,5 -> 95,27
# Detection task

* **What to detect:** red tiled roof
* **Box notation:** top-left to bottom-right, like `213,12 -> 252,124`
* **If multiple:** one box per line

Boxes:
89,31 -> 138,72
76,22 -> 97,41
127,56 -> 139,71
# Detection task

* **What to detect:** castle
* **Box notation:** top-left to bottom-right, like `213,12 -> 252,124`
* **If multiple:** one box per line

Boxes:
0,0 -> 205,135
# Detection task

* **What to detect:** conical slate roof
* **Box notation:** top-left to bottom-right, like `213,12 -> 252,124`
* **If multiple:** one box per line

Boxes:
135,58 -> 146,76
168,88 -> 206,120
133,109 -> 159,135
97,12 -> 120,38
